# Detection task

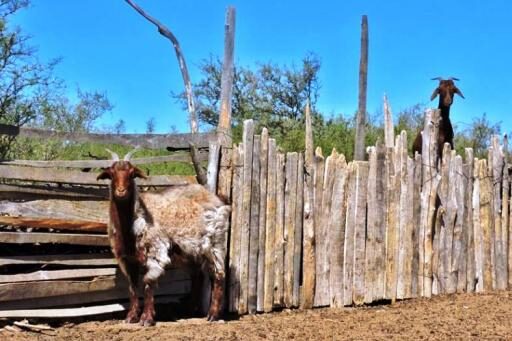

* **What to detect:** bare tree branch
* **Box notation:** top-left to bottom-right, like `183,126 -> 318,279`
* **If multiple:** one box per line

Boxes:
124,0 -> 198,134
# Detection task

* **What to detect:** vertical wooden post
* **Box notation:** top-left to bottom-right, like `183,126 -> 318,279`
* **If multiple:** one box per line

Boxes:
383,94 -> 394,148
263,139 -> 277,312
313,147 -> 325,307
343,162 -> 356,306
453,155 -> 466,293
273,152 -> 286,307
217,6 -> 236,146
411,153 -> 422,297
238,120 -> 254,314
228,144 -> 243,312
385,135 -> 399,301
293,153 -> 304,307
365,146 -> 378,303
419,109 -> 441,298
354,15 -> 369,161
206,142 -> 221,193
329,155 -> 348,307
353,161 -> 369,305
473,157 -> 483,292
315,149 -> 337,306
491,136 -> 507,290
479,159 -> 493,291
301,100 -> 316,309
248,135 -> 261,313
464,149 -> 476,292
284,152 -> 298,307
256,129 -> 269,312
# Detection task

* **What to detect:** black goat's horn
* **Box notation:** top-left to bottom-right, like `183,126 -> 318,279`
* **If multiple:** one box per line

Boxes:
431,77 -> 443,81
105,148 -> 120,161
124,146 -> 141,161
449,77 -> 460,81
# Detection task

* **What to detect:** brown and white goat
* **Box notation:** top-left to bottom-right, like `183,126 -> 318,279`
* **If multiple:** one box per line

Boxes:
413,77 -> 465,157
97,148 -> 230,326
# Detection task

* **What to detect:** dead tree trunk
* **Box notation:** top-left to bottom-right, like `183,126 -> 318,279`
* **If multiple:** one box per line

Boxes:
124,0 -> 206,184
354,15 -> 369,161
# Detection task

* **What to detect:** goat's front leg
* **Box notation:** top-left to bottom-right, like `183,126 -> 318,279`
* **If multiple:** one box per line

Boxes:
121,260 -> 140,324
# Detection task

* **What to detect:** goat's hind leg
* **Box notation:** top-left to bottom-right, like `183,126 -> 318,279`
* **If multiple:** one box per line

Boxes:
206,249 -> 226,322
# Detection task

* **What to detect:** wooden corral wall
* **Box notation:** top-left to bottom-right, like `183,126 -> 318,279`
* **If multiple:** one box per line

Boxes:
0,126 -> 212,318
228,111 -> 511,313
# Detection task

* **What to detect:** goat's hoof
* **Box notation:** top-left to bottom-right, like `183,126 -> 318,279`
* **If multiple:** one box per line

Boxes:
139,312 -> 155,327
206,313 -> 220,322
124,315 -> 140,324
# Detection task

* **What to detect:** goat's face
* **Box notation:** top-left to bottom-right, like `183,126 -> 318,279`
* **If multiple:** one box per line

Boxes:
430,79 -> 465,107
97,161 -> 147,201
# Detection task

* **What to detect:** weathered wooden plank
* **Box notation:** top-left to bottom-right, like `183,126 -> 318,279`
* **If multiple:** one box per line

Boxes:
385,142 -> 399,301
343,162 -> 356,306
315,149 -> 338,307
283,152 -> 298,308
238,120 -> 254,314
383,94 -> 394,148
216,6 -> 236,146
217,146 -> 233,204
273,152 -> 286,307
397,132 -> 413,299
364,146 -> 377,304
465,149 -> 476,292
206,142 -> 221,193
313,147 -> 325,307
452,156 -> 466,293
411,153 -> 422,297
419,109 -> 441,298
0,269 -> 190,306
257,129 -> 269,312
329,155 -> 348,307
293,153 -> 304,307
248,134 -> 261,314
431,205 -> 444,296
0,153 -> 207,169
473,158 -> 484,292
491,136 -> 507,290
353,161 -> 368,305
301,102 -> 315,309
0,268 -> 117,283
0,123 -> 215,149
0,253 -> 116,267
444,149 -> 457,294
0,216 -> 107,233
0,165 -> 195,186
228,144 -> 243,312
479,159 -> 493,291
0,231 -> 109,246
0,199 -> 109,223
263,139 -> 277,312
0,184 -> 108,200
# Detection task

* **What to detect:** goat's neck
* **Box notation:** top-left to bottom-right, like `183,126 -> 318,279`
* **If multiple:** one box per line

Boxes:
109,190 -> 138,257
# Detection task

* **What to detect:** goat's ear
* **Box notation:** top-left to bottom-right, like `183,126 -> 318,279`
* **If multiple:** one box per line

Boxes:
454,87 -> 465,99
133,166 -> 148,179
97,168 -> 112,181
430,88 -> 440,101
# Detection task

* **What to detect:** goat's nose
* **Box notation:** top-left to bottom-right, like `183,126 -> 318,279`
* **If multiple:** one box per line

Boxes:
116,187 -> 127,197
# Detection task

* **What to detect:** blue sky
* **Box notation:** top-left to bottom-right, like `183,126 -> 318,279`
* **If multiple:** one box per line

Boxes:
12,0 -> 512,134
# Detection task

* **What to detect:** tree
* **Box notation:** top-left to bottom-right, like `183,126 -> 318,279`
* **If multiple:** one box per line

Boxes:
145,116 -> 156,133
455,113 -> 501,158
175,53 -> 322,145
0,0 -> 60,157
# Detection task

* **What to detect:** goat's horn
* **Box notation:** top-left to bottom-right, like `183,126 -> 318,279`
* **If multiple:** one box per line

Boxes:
105,148 -> 120,161
124,146 -> 141,161
449,77 -> 460,81
431,77 -> 443,81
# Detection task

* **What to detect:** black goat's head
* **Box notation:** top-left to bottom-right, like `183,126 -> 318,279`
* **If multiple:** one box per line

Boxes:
97,147 -> 147,201
430,77 -> 465,107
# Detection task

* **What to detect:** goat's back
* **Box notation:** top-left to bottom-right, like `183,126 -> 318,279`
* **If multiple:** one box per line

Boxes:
138,184 -> 228,239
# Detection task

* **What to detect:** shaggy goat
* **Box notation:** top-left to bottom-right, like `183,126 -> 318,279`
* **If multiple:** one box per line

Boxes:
97,148 -> 230,326
412,77 -> 465,157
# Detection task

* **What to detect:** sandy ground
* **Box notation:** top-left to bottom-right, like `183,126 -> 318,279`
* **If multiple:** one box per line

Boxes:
3,291 -> 512,340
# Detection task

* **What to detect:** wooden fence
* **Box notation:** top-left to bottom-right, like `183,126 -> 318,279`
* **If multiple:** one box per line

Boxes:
227,112 -> 511,314
0,126 -> 212,318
